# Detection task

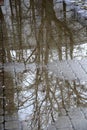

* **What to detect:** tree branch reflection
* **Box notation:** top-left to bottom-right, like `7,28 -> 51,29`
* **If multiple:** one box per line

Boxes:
1,0 -> 87,130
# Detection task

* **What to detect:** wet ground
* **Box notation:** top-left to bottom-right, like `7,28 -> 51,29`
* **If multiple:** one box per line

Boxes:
0,0 -> 87,130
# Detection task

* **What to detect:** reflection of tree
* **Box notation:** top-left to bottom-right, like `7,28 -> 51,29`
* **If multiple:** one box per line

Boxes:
7,0 -> 75,63
0,7 -> 12,62
7,0 -> 87,64
0,5 -> 16,120
35,0 -> 74,61
17,63 -> 87,129
6,1 -> 86,129
0,72 -> 17,114
4,72 -> 17,114
9,0 -> 23,61
3,0 -> 87,130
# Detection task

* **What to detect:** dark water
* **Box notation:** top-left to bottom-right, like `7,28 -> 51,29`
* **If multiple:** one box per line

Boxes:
0,0 -> 87,130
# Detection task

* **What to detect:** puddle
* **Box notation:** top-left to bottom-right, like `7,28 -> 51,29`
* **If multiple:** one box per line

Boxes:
0,0 -> 87,130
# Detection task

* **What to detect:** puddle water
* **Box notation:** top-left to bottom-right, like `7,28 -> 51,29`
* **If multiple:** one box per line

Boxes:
0,0 -> 87,130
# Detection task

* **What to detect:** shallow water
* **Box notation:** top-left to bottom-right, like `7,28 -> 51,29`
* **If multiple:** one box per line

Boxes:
0,0 -> 87,130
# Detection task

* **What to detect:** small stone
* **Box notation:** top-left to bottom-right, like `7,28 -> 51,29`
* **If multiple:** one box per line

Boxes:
2,85 -> 5,88
0,70 -> 2,72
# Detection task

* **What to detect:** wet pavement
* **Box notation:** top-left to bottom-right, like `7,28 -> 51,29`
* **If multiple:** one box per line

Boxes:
0,0 -> 87,130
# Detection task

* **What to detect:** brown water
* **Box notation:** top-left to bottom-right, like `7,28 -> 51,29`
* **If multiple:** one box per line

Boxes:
0,0 -> 87,130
